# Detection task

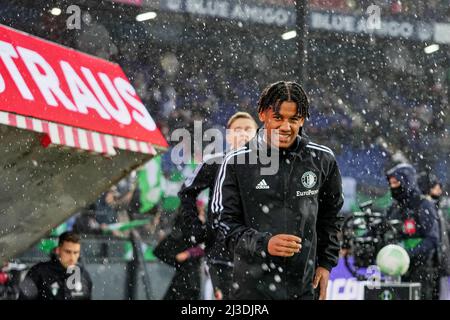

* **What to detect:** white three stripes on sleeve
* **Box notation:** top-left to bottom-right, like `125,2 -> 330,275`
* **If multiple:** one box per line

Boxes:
212,148 -> 250,214
306,143 -> 334,156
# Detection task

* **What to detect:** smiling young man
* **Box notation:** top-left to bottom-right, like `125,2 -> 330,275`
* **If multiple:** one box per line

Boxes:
213,81 -> 344,300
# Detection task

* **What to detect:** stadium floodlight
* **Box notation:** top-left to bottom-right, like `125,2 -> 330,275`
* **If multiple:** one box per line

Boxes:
50,7 -> 62,16
282,30 -> 297,40
136,12 -> 157,22
424,44 -> 439,54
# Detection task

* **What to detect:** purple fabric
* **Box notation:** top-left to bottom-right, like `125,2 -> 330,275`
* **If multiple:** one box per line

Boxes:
187,246 -> 205,259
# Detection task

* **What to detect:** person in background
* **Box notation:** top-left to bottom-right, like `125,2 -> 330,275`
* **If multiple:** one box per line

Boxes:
213,81 -> 344,299
153,209 -> 204,300
386,164 -> 440,299
19,232 -> 92,300
418,172 -> 450,299
178,112 -> 258,299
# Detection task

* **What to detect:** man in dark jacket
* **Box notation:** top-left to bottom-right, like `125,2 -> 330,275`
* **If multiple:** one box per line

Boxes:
153,209 -> 203,300
417,172 -> 450,298
19,232 -> 92,300
178,112 -> 257,299
213,81 -> 344,300
386,164 -> 440,299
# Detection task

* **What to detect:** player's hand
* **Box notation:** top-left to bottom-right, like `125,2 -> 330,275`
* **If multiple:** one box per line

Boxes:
175,251 -> 190,263
313,267 -> 330,300
267,234 -> 302,257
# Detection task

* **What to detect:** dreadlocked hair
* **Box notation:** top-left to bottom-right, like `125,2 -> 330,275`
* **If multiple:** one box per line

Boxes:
257,81 -> 310,119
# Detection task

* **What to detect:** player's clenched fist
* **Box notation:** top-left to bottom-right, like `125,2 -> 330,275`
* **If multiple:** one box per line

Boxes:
268,234 -> 302,257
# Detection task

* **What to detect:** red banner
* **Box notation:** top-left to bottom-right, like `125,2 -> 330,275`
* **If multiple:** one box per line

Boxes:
0,24 -> 167,148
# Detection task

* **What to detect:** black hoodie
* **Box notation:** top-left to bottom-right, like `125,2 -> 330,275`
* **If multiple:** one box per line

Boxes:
386,163 -> 439,263
19,255 -> 92,300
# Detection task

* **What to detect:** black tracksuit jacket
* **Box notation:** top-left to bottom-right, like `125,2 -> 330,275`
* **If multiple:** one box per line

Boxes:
212,132 -> 344,299
178,153 -> 233,265
19,256 -> 92,300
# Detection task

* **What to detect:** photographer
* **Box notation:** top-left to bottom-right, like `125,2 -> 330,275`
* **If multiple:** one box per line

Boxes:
386,163 -> 440,299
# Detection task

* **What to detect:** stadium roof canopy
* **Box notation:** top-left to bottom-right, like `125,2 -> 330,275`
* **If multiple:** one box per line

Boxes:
0,24 -> 167,264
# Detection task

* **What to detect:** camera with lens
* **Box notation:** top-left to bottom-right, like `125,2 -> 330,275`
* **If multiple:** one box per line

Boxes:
341,201 -> 403,277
